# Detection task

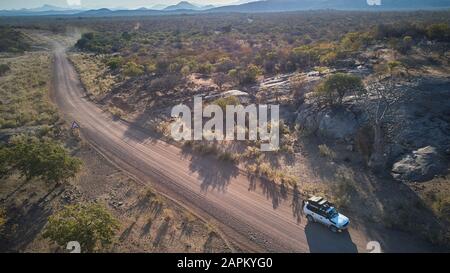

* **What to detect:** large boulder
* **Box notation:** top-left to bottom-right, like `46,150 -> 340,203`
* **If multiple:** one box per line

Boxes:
387,79 -> 450,163
295,103 -> 322,136
391,146 -> 447,182
318,108 -> 358,140
296,106 -> 359,141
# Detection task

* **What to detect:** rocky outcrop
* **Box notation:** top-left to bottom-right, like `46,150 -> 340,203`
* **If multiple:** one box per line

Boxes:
296,105 -> 359,141
296,77 -> 450,180
391,146 -> 448,182
318,109 -> 359,140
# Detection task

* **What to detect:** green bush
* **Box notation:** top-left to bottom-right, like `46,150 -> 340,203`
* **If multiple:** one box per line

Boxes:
122,61 -> 144,77
340,32 -> 373,52
106,56 -> 123,70
197,62 -> 213,75
212,96 -> 240,111
0,27 -> 30,53
75,32 -> 115,53
43,203 -> 119,252
3,136 -> 82,183
314,73 -> 364,106
241,64 -> 262,84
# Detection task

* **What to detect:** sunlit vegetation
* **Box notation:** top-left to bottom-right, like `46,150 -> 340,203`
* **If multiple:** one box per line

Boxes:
318,144 -> 336,159
0,135 -> 82,183
69,53 -> 119,97
0,52 -> 82,184
314,73 -> 365,106
43,203 -> 119,252
212,95 -> 240,111
0,53 -> 58,129
68,16 -> 444,76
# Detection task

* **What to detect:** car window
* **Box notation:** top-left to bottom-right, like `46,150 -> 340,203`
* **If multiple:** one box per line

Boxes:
306,204 -> 316,212
317,210 -> 327,217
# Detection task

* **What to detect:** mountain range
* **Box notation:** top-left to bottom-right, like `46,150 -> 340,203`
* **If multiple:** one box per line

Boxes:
0,0 -> 449,16
164,1 -> 214,11
211,0 -> 450,13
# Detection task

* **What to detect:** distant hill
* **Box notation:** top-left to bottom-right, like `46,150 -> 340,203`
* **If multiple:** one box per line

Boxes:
151,4 -> 168,10
163,1 -> 215,11
164,1 -> 202,11
27,5 -> 73,12
0,0 -> 449,17
0,4 -> 84,16
202,5 -> 216,10
77,8 -> 113,16
210,0 -> 450,12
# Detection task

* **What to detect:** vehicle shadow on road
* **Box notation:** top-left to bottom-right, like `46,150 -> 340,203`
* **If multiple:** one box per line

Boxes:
304,222 -> 358,253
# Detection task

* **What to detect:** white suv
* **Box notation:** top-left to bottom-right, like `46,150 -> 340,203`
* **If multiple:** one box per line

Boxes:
303,196 -> 350,233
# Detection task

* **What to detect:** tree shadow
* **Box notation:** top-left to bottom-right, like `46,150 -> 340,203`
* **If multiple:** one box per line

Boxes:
259,177 -> 286,209
291,184 -> 304,224
180,221 -> 193,238
121,112 -> 163,145
127,195 -> 163,217
119,221 -> 136,242
247,174 -> 302,219
0,181 -> 65,252
0,202 -> 53,252
304,222 -> 358,253
150,202 -> 164,217
4,178 -> 31,201
153,220 -> 170,247
140,218 -> 153,238
203,232 -> 218,253
181,148 -> 239,193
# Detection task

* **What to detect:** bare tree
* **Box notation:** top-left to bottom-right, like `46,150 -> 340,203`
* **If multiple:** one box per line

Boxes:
355,77 -> 412,170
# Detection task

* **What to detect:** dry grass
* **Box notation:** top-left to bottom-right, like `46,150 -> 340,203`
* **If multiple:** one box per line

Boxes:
420,176 -> 450,221
318,144 -> 336,159
183,141 -> 239,163
69,53 -> 118,97
108,106 -> 125,119
330,167 -> 358,209
246,161 -> 298,187
0,52 -> 58,130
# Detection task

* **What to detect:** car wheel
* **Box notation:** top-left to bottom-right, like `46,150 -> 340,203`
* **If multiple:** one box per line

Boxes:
306,215 -> 314,222
329,225 -> 339,233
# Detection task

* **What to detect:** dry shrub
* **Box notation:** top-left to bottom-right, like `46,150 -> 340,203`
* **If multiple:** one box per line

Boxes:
318,144 -> 336,159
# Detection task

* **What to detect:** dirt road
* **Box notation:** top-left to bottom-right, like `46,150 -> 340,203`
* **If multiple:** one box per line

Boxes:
51,44 -> 437,253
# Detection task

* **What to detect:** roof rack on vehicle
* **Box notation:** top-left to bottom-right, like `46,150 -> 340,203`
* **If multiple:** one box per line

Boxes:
308,196 -> 334,209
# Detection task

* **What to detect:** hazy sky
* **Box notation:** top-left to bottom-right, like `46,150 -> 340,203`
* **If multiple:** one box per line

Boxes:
0,0 -> 252,10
